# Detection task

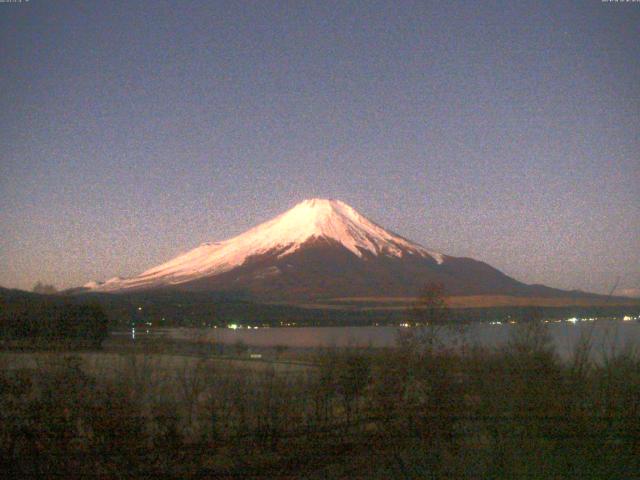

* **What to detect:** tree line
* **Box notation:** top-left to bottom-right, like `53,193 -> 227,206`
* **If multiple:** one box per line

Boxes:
0,296 -> 108,349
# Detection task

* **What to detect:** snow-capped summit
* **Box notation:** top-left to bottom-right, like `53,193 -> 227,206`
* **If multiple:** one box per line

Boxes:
87,199 -> 445,292
218,198 -> 444,261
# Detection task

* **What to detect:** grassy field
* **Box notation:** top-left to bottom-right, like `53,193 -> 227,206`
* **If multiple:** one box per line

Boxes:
0,350 -> 312,375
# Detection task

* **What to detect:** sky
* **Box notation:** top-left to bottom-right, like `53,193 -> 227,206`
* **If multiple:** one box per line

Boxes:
1,0 -> 639,295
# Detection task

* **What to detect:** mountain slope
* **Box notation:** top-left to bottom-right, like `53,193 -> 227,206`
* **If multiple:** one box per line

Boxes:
84,198 -> 602,302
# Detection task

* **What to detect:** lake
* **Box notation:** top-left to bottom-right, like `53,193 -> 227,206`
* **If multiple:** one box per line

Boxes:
164,318 -> 640,359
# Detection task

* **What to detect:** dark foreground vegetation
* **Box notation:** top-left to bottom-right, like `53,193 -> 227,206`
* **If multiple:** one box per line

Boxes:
1,320 -> 639,479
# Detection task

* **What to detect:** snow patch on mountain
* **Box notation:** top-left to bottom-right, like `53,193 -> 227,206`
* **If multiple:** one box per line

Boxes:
87,198 -> 444,292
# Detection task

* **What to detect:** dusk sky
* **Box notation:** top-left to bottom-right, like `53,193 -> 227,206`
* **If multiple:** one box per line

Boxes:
1,0 -> 638,295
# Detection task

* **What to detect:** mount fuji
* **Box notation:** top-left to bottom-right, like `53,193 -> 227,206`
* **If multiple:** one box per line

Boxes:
83,199 -> 593,302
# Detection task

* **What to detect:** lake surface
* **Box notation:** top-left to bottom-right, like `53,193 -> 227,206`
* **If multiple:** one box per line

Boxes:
166,319 -> 640,359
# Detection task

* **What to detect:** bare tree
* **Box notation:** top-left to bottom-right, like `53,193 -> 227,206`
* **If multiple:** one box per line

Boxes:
274,344 -> 289,359
336,352 -> 371,425
176,357 -> 209,431
32,282 -> 58,295
233,339 -> 249,357
401,282 -> 452,352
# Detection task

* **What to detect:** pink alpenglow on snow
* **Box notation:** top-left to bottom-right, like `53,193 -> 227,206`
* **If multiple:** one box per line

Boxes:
85,199 -> 445,292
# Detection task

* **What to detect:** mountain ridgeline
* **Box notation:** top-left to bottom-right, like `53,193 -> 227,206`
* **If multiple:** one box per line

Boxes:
83,199 -> 614,303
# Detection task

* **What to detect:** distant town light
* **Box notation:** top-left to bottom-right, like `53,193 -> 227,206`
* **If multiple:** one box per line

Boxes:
228,323 -> 239,330
567,317 -> 578,324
